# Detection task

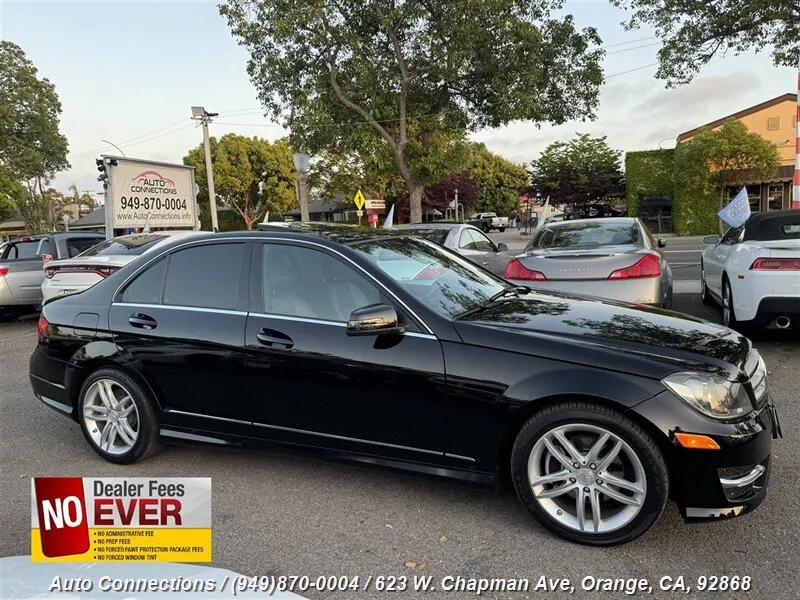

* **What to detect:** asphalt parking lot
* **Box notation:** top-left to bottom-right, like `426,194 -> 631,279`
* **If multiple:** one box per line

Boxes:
1,250 -> 798,599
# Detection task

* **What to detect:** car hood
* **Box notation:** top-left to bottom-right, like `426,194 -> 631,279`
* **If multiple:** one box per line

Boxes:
452,291 -> 750,380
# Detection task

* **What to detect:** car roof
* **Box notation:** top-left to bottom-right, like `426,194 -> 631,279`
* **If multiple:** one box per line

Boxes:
743,209 -> 800,240
544,217 -> 637,227
256,222 -> 431,243
399,223 -> 461,230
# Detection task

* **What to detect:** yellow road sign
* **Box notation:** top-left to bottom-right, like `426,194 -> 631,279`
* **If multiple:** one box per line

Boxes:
353,189 -> 366,210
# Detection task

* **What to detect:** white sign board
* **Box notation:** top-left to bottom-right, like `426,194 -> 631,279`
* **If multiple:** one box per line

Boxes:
365,198 -> 385,210
107,157 -> 198,229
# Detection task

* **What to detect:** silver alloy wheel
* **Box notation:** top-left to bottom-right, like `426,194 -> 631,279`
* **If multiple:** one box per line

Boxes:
527,423 -> 647,534
83,379 -> 140,456
722,282 -> 731,326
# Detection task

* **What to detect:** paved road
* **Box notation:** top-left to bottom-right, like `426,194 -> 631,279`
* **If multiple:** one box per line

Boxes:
1,300 -> 798,599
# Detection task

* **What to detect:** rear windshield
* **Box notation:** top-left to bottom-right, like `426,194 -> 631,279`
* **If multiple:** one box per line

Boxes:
0,240 -> 41,259
403,229 -> 449,245
529,221 -> 641,249
77,234 -> 169,257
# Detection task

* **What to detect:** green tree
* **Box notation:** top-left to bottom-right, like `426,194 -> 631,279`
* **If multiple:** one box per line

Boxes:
674,120 -> 780,235
0,166 -> 26,221
17,187 -> 63,233
0,41 -> 69,199
612,0 -> 799,85
220,0 -> 604,223
469,145 -> 528,216
184,134 -> 296,230
66,184 -> 97,214
529,134 -> 624,211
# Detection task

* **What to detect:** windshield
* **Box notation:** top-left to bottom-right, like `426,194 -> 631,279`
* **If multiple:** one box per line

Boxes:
529,221 -> 641,249
351,236 -> 506,319
0,240 -> 41,259
77,234 -> 169,257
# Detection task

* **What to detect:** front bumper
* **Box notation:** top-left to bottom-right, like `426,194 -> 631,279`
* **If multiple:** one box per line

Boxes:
633,390 -> 780,522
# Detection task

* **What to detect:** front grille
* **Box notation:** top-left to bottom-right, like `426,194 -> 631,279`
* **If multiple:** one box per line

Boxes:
743,351 -> 768,409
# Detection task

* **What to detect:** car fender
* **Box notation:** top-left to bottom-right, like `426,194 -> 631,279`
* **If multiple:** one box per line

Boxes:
504,366 -> 664,411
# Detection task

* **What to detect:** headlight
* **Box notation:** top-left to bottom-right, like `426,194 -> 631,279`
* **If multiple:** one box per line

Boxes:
662,372 -> 752,420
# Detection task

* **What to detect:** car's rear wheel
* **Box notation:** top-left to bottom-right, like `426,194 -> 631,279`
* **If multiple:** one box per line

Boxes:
511,402 -> 668,546
722,278 -> 738,329
78,368 -> 162,464
700,261 -> 714,306
499,227 -> 506,232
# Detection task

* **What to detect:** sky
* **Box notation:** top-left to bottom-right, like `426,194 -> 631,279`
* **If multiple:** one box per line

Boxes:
1,0 -> 794,199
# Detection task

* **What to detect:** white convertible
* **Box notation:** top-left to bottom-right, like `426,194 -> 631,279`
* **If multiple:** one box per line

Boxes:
701,210 -> 800,330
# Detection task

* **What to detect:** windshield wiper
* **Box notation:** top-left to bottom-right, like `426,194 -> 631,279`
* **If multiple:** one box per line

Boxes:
453,286 -> 531,320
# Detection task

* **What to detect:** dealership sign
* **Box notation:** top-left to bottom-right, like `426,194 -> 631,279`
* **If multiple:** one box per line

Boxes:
106,157 -> 198,229
31,477 -> 212,562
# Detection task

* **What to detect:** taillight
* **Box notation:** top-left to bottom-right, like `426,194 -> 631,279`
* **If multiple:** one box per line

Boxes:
37,314 -> 49,341
505,258 -> 547,281
96,267 -> 119,278
608,254 -> 660,279
750,258 -> 800,271
0,266 -> 8,277
41,254 -> 53,263
44,267 -> 55,279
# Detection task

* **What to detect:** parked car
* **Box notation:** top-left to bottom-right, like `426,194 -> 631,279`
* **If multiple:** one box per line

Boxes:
0,232 -> 104,320
41,231 -> 203,302
545,212 -> 566,224
504,218 -> 673,308
465,212 -> 509,232
398,223 -> 512,275
30,223 -> 780,546
700,209 -> 800,330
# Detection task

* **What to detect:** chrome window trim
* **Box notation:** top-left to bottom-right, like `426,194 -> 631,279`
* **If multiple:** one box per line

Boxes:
248,312 -> 438,339
113,302 -> 247,316
113,235 -> 435,335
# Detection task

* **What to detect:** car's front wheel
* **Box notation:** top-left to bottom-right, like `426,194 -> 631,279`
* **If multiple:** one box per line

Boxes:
78,368 -> 162,464
511,402 -> 668,546
722,278 -> 738,329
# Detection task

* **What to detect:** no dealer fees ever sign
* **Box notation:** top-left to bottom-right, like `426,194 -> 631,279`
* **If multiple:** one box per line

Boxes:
31,477 -> 211,562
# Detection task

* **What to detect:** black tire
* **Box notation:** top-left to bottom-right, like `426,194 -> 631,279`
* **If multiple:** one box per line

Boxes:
700,261 -> 714,306
482,224 -> 489,233
77,367 -> 162,464
510,401 -> 668,546
499,227 -> 506,232
722,277 -> 738,330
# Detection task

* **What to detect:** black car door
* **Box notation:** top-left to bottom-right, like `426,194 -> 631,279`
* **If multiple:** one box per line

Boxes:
109,240 -> 252,437
243,241 -> 450,463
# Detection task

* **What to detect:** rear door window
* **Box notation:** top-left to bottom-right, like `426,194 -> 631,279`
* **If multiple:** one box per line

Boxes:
66,237 -> 103,257
162,243 -> 246,310
1,240 -> 40,259
120,259 -> 167,305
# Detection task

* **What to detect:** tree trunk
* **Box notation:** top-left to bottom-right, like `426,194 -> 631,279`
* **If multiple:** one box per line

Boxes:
409,185 -> 423,224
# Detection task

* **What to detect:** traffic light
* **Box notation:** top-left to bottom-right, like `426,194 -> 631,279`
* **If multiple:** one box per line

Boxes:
96,158 -> 107,183
96,157 -> 119,183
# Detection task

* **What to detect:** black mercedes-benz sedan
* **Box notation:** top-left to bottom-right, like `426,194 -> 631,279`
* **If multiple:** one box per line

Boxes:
29,224 -> 781,546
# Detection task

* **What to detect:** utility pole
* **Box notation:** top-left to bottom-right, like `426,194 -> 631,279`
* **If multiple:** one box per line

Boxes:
191,106 -> 220,231
794,51 -> 800,209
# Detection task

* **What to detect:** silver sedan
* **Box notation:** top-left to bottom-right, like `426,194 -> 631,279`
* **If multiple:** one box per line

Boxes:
398,223 -> 513,275
505,218 -> 674,308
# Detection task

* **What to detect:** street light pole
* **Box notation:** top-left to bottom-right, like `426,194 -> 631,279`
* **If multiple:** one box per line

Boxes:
101,140 -> 126,157
191,106 -> 220,232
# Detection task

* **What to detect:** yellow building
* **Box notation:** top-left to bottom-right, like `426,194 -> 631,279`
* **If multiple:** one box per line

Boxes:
677,93 -> 796,212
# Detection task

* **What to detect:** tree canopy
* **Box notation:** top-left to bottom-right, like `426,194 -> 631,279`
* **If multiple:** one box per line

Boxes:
220,0 -> 604,223
674,119 -> 780,234
0,41 -> 69,192
612,0 -> 799,85
184,134 -> 296,230
469,145 -> 528,216
529,134 -> 624,209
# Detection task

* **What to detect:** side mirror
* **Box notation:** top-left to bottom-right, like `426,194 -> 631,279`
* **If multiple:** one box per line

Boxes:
346,304 -> 407,337
702,235 -> 720,245
657,238 -> 666,248
496,242 -> 508,252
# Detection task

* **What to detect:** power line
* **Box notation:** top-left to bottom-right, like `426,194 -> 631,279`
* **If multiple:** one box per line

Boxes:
605,62 -> 659,78
607,42 -> 662,55
603,36 -> 658,48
